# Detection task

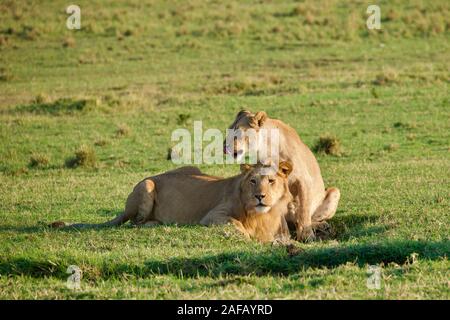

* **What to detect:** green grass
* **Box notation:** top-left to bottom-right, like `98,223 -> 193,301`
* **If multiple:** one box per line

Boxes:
0,0 -> 449,299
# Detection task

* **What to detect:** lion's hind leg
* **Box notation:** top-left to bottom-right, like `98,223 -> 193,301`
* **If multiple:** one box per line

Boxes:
130,179 -> 157,226
167,166 -> 202,175
308,188 -> 339,239
311,187 -> 340,228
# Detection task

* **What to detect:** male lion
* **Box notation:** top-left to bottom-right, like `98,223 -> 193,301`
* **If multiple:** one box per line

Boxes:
224,110 -> 340,242
52,162 -> 295,242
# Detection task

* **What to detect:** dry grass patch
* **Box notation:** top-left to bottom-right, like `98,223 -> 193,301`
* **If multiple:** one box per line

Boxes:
393,122 -> 417,130
94,138 -> 109,147
176,113 -> 191,126
62,36 -> 76,48
29,153 -> 50,168
313,135 -> 342,156
115,124 -> 130,138
384,143 -> 400,152
65,145 -> 97,168
373,69 -> 399,86
33,93 -> 49,104
0,67 -> 13,82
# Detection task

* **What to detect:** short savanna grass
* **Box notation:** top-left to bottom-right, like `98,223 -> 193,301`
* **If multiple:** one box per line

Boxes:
0,0 -> 449,299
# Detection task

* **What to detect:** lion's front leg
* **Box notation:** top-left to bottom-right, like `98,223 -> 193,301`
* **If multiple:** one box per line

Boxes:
290,180 -> 315,242
229,219 -> 251,239
200,207 -> 250,239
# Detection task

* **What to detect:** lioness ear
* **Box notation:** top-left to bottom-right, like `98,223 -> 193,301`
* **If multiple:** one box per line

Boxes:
278,161 -> 293,177
237,110 -> 251,118
250,111 -> 267,128
240,163 -> 253,173
230,110 -> 251,128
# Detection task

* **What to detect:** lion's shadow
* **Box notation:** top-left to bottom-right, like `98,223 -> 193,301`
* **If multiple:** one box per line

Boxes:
0,240 -> 447,279
137,239 -> 448,278
0,210 -> 387,240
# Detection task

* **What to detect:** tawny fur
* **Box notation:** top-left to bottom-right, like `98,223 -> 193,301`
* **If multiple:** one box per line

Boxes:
225,110 -> 341,241
53,163 -> 294,243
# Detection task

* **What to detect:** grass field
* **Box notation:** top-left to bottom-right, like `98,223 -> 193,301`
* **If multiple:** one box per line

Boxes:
0,0 -> 449,299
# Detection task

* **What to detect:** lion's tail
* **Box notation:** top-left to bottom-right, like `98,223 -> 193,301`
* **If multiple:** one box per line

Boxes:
49,211 -> 130,230
49,179 -> 155,230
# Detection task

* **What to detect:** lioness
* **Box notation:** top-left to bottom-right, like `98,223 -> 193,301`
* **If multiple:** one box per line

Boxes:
224,110 -> 340,241
53,162 -> 295,242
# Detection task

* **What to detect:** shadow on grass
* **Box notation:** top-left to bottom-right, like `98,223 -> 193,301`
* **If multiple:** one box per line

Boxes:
0,208 -> 385,241
138,240 -> 448,278
96,209 -> 123,217
0,225 -> 45,233
0,240 -> 448,279
11,98 -> 94,115
331,211 -> 389,240
0,219 -> 205,234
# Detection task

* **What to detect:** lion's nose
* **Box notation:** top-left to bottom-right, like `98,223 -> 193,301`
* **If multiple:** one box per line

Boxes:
255,194 -> 266,201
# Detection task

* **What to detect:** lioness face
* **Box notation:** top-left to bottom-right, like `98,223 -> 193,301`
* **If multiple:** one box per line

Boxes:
223,110 -> 267,160
240,161 -> 293,214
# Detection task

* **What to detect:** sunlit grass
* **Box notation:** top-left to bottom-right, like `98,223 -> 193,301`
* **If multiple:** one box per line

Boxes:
0,0 -> 449,299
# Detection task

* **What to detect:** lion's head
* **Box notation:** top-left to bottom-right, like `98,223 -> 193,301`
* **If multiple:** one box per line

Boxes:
223,110 -> 267,160
239,160 -> 293,214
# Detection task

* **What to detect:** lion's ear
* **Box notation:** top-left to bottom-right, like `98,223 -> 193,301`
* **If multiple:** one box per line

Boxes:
278,161 -> 293,177
240,163 -> 253,173
230,110 -> 251,128
250,111 -> 267,128
237,109 -> 251,118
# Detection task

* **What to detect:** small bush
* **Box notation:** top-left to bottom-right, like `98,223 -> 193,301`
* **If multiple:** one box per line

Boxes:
271,26 -> 283,34
0,35 -> 9,47
384,9 -> 399,22
65,145 -> 97,168
292,4 -> 309,16
0,67 -> 13,82
94,138 -> 109,147
29,153 -> 50,168
370,88 -> 379,99
33,93 -> 49,104
176,113 -> 191,126
115,124 -> 130,137
62,37 -> 76,48
383,143 -> 400,152
123,29 -> 133,37
393,121 -> 416,130
102,94 -> 121,107
373,69 -> 398,86
304,12 -> 315,25
18,25 -> 39,40
313,135 -> 342,156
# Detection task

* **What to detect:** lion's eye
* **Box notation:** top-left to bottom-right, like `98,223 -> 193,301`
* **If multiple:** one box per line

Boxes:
268,179 -> 275,184
250,179 -> 256,185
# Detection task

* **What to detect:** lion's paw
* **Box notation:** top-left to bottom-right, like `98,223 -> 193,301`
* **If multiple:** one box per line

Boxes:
296,226 -> 316,243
